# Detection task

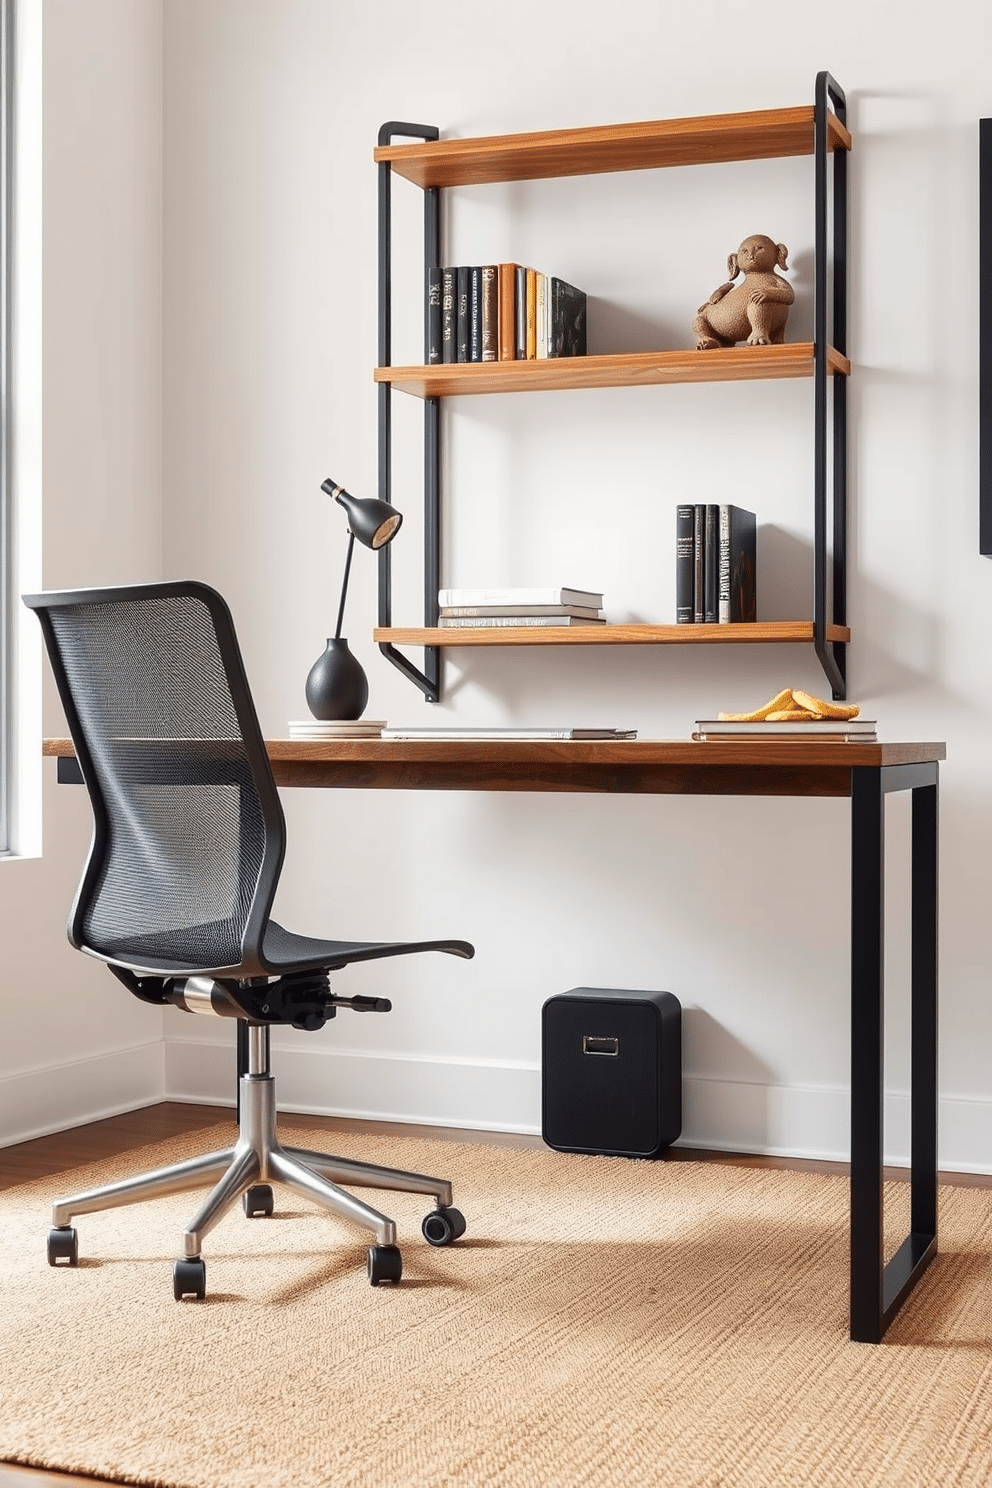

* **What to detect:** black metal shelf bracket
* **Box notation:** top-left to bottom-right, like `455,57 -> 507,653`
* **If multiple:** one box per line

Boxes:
980,119 -> 992,555
377,121 -> 441,704
813,71 -> 848,700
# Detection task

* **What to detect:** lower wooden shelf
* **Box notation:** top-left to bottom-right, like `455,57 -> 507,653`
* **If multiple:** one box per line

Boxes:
374,621 -> 851,647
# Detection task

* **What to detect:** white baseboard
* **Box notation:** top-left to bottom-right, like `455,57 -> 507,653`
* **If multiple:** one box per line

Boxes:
4,1036 -> 990,1176
0,1040 -> 166,1148
163,1038 -> 992,1173
683,1078 -> 992,1173
164,1037 -> 543,1135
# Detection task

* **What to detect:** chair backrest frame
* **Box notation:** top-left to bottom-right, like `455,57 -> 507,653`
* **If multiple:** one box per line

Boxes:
24,579 -> 287,979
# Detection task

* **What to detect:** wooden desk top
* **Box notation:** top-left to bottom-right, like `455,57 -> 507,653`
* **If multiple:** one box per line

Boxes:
44,737 -> 946,799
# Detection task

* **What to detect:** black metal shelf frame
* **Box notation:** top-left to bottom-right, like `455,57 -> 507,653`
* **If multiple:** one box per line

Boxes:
814,71 -> 848,699
980,118 -> 992,556
376,120 -> 442,704
374,73 -> 848,702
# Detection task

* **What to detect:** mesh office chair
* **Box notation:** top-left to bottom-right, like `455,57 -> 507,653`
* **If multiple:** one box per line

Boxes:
25,580 -> 474,1299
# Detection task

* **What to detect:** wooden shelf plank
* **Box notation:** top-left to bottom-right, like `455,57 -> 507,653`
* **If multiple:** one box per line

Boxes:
374,621 -> 852,647
374,106 -> 851,189
375,343 -> 850,399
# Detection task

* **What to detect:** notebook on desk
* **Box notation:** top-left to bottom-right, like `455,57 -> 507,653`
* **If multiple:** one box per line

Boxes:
380,726 -> 638,741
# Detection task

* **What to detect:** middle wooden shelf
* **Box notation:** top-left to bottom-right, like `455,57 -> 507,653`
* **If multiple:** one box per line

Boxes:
374,342 -> 851,399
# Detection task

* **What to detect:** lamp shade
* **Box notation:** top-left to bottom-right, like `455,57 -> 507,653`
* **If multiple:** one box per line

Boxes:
321,478 -> 403,550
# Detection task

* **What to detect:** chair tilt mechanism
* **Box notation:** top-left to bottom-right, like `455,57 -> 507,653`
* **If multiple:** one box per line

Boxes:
26,579 -> 475,1300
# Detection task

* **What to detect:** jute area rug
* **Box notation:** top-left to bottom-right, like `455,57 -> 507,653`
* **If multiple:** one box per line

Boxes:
2,1124 -> 992,1488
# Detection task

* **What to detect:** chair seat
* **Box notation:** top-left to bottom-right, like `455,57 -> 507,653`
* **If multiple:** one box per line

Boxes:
87,918 -> 472,980
261,921 -> 474,975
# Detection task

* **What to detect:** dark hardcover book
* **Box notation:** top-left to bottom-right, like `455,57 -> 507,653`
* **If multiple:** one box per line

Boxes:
548,278 -> 587,357
481,265 -> 499,362
675,504 -> 694,624
703,504 -> 718,623
468,266 -> 483,362
514,266 -> 528,359
426,267 -> 442,365
441,268 -> 457,364
499,263 -> 518,360
456,266 -> 470,362
693,504 -> 705,623
718,504 -> 757,623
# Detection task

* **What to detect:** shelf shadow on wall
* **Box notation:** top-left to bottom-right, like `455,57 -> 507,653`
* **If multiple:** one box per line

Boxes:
758,524 -> 814,622
586,295 -> 692,356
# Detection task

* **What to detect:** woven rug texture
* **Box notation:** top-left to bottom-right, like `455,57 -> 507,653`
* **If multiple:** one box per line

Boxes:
1,1124 -> 992,1488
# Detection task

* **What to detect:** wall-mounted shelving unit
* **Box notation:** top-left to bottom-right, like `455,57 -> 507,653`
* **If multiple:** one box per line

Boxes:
372,74 -> 849,703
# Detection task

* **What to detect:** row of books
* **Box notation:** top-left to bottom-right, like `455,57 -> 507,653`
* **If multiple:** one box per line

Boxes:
426,265 -> 587,365
676,504 -> 756,625
436,584 -> 605,628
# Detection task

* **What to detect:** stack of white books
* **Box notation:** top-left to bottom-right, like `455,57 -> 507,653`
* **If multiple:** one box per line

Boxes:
287,719 -> 386,740
437,585 -> 605,628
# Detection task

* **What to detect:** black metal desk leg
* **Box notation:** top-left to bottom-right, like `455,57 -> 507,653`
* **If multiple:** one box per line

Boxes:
850,763 -> 939,1343
850,766 -> 884,1341
910,781 -> 938,1241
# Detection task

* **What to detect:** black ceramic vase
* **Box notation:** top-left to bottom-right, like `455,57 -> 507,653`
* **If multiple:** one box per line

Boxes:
305,637 -> 369,721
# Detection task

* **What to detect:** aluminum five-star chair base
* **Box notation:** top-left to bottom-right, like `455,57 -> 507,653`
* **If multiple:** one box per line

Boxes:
46,1026 -> 466,1298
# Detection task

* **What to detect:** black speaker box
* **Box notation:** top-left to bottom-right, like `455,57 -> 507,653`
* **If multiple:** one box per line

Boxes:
542,987 -> 682,1158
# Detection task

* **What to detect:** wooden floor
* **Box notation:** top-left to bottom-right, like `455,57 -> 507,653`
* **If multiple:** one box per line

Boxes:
1,1102 -> 989,1486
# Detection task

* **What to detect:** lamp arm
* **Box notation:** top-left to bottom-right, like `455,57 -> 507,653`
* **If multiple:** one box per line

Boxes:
334,530 -> 356,640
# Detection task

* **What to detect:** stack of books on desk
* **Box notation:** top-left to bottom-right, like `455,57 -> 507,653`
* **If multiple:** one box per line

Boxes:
437,585 -> 605,628
288,719 -> 386,739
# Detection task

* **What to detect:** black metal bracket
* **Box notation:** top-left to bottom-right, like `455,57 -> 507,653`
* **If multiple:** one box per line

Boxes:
813,72 -> 848,700
980,120 -> 992,554
849,761 -> 938,1342
377,121 -> 441,704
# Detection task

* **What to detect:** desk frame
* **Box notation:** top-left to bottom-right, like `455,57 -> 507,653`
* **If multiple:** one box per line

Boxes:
850,761 -> 938,1342
49,736 -> 943,1344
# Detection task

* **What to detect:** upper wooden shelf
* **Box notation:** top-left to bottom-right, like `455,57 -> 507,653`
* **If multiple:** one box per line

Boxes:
374,105 -> 852,190
374,621 -> 852,648
375,343 -> 850,399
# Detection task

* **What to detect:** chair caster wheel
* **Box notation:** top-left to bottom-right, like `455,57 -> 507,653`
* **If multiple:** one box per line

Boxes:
47,1226 -> 78,1266
173,1255 -> 206,1301
243,1184 -> 274,1217
367,1245 -> 403,1286
422,1206 -> 467,1247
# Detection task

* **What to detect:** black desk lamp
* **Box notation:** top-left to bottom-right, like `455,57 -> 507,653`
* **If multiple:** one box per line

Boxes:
305,478 -> 404,720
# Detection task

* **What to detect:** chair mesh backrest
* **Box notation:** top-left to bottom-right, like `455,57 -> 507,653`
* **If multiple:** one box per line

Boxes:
44,589 -> 281,973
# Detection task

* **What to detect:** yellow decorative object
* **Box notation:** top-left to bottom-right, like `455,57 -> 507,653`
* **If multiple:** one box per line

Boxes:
719,688 -> 860,723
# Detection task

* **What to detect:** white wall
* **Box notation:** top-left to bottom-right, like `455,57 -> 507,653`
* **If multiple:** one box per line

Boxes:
156,0 -> 992,1169
8,0 -> 992,1170
0,0 -> 166,1145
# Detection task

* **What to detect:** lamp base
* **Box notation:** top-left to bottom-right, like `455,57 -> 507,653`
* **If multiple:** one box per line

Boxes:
305,637 -> 369,721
